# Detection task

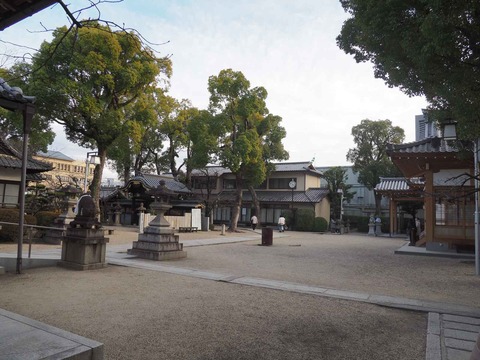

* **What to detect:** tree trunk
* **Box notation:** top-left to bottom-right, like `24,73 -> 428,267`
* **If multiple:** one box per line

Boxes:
123,166 -> 130,184
248,185 -> 261,227
230,173 -> 243,232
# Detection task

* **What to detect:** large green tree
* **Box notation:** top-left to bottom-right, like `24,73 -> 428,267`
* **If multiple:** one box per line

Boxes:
346,119 -> 404,214
28,23 -> 171,212
206,69 -> 288,231
322,167 -> 355,221
337,0 -> 480,139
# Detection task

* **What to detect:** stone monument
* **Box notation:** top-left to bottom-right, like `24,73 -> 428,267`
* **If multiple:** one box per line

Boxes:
58,194 -> 109,270
128,180 -> 186,260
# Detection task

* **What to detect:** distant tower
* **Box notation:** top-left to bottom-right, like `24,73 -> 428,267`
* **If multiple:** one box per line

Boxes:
415,110 -> 440,141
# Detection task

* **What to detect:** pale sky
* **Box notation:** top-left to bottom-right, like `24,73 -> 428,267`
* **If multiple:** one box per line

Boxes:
1,0 -> 428,180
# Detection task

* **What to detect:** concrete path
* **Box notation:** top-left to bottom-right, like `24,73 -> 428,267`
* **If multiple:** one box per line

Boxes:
0,308 -> 103,360
1,230 -> 479,359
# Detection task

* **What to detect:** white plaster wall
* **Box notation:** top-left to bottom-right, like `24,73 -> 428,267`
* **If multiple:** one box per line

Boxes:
433,169 -> 471,186
0,168 -> 21,181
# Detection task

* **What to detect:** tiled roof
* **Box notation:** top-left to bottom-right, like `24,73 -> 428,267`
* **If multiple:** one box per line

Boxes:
126,173 -> 192,194
387,137 -> 457,154
190,166 -> 231,176
0,0 -> 57,31
191,161 -> 322,176
375,177 -> 424,192
0,78 -> 35,104
0,137 -> 53,173
100,187 -> 127,201
36,150 -> 74,162
216,188 -> 329,204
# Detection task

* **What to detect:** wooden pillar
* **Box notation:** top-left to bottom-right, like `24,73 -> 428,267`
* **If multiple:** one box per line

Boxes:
424,170 -> 435,242
389,198 -> 397,235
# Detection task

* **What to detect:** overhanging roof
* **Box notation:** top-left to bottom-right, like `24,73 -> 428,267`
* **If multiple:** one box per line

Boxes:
0,0 -> 58,31
375,177 -> 424,199
191,161 -> 322,177
387,137 -> 473,177
124,173 -> 192,194
216,188 -> 329,204
0,137 -> 52,173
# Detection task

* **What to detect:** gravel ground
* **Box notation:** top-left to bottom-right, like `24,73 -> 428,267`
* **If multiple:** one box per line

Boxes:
175,232 -> 480,307
1,228 -> 478,359
0,266 -> 426,360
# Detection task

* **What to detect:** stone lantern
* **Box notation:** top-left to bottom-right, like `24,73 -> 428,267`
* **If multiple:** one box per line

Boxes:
44,185 -> 81,244
128,180 -> 186,260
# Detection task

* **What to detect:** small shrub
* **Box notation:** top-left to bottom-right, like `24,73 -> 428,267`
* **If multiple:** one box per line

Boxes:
0,209 -> 37,242
209,223 -> 216,231
313,217 -> 328,232
294,208 -> 315,231
36,211 -> 60,227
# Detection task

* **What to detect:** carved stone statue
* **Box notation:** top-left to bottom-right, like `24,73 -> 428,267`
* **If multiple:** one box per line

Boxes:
70,194 -> 100,229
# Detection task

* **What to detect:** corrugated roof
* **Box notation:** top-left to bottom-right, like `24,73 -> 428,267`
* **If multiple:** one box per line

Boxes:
216,188 -> 329,204
126,173 -> 192,194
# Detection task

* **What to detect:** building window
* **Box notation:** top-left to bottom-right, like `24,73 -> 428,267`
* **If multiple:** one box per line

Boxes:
193,177 -> 217,190
0,182 -> 19,206
269,178 -> 296,189
223,179 -> 236,190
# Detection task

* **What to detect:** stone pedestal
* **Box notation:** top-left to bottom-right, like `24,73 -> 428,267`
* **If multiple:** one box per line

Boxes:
128,197 -> 186,261
368,222 -> 375,236
58,228 -> 109,270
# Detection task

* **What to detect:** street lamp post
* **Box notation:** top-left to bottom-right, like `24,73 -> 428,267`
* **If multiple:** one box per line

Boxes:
443,123 -> 479,276
84,151 -> 99,193
289,179 -> 296,229
337,188 -> 344,222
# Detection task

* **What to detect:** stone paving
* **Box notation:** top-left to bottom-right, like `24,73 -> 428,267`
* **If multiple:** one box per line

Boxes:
1,229 -> 479,359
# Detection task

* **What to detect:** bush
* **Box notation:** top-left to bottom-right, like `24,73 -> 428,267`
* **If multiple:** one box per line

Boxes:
313,217 -> 328,232
344,215 -> 389,233
294,208 -> 316,231
0,209 -> 37,242
36,211 -> 60,227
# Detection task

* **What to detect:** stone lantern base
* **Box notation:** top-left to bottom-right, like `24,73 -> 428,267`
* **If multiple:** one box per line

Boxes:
58,228 -> 109,270
128,226 -> 186,260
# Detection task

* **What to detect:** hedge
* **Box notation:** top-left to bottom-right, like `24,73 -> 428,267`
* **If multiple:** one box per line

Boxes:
36,211 -> 61,227
313,217 -> 328,232
0,209 -> 37,242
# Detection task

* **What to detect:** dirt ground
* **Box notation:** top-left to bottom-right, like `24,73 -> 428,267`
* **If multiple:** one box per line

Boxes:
1,228 -> 478,359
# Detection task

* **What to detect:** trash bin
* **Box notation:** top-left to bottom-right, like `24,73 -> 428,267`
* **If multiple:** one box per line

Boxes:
261,227 -> 273,246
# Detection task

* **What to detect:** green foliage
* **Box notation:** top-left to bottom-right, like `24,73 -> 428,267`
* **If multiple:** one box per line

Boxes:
201,69 -> 288,231
294,208 -> 316,231
313,217 -> 328,232
35,211 -> 60,227
0,66 -> 54,152
322,167 -> 355,220
344,215 -> 370,233
337,1 -> 480,140
346,119 -> 404,214
0,209 -> 36,242
28,23 -> 171,208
